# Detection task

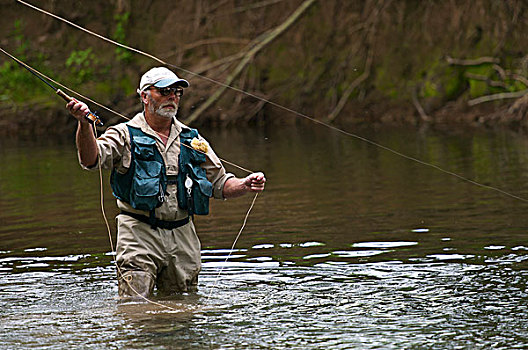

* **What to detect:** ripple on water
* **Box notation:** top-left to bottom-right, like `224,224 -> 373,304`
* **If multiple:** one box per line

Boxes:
1,251 -> 527,349
351,241 -> 419,248
1,246 -> 528,349
197,260 -> 528,349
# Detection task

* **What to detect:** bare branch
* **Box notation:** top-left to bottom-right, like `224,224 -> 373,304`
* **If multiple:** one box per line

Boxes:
244,99 -> 268,122
161,38 -> 251,59
411,88 -> 432,122
511,73 -> 528,87
183,0 -> 317,124
192,51 -> 246,75
492,64 -> 507,80
326,50 -> 372,123
446,56 -> 500,66
464,72 -> 508,88
324,0 -> 392,123
468,90 -> 528,106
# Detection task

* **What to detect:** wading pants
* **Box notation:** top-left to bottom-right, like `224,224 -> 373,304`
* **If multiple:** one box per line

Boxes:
115,213 -> 201,298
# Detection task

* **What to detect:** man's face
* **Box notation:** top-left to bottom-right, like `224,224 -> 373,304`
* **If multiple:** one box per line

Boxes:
144,87 -> 180,119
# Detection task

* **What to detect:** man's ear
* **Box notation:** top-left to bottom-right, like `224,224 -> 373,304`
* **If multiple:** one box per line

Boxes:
141,91 -> 149,105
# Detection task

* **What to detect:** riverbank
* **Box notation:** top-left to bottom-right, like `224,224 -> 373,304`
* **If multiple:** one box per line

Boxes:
2,0 -> 528,135
0,97 -> 522,141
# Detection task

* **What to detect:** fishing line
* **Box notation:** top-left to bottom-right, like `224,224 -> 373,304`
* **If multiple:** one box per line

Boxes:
206,192 -> 259,302
0,47 -> 253,175
14,0 -> 528,204
1,46 -> 257,306
93,122 -> 184,312
11,0 -> 528,307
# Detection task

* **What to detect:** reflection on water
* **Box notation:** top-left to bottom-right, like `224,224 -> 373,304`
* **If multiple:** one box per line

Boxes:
1,124 -> 528,349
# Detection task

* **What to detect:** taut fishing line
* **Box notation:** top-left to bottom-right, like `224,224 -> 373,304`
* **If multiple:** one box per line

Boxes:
0,47 -> 258,307
7,0 -> 528,308
93,122 -> 185,312
0,47 -> 253,175
14,0 -> 528,204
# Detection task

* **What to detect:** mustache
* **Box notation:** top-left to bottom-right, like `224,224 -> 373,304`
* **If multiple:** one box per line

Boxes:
160,102 -> 177,109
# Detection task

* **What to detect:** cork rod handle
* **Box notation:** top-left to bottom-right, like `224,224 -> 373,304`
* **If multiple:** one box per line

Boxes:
56,88 -> 103,126
56,89 -> 73,102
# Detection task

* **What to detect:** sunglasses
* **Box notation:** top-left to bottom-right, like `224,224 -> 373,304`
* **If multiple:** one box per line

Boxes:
149,86 -> 184,97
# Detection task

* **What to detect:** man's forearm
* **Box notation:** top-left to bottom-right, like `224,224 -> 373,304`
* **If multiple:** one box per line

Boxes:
76,121 -> 99,167
222,177 -> 250,198
222,172 -> 266,198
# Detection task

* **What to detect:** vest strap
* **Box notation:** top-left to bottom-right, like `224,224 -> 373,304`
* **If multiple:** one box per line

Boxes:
166,175 -> 178,185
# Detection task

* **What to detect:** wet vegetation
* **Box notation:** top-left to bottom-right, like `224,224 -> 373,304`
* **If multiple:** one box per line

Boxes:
1,0 -> 528,136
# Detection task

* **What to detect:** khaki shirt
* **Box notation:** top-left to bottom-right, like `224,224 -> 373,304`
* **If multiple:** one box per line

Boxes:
80,112 -> 234,221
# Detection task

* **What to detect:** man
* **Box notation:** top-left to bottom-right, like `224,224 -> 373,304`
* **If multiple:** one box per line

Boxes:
67,67 -> 266,298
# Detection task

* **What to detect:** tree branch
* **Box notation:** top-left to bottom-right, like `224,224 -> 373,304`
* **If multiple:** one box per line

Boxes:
324,0 -> 391,123
464,72 -> 508,88
326,49 -> 372,123
162,37 -> 251,59
411,88 -> 432,122
192,51 -> 246,75
468,90 -> 528,106
183,0 -> 317,124
446,56 -> 500,66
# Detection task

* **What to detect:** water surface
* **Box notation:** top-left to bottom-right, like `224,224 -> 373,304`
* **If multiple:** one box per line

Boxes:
1,123 -> 527,349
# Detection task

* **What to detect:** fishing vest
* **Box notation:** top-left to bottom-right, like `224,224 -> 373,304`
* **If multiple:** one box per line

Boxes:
110,125 -> 212,218
176,127 -> 213,216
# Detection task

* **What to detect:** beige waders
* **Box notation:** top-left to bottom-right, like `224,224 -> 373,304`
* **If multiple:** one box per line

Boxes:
81,113 -> 233,298
115,213 -> 201,297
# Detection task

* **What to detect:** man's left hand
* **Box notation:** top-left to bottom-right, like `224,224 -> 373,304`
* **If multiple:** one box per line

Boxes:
244,172 -> 266,192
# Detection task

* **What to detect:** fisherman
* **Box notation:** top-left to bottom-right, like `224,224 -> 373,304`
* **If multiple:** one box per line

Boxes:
67,67 -> 266,298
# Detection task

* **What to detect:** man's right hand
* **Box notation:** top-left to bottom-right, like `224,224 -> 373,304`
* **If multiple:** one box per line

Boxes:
66,99 -> 92,124
69,98 -> 99,168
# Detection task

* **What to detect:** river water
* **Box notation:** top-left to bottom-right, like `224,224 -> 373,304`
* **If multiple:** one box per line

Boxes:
1,122 -> 527,349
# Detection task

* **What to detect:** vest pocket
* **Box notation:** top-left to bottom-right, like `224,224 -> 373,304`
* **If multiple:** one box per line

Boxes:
133,136 -> 157,160
189,164 -> 212,215
130,159 -> 163,210
193,178 -> 213,215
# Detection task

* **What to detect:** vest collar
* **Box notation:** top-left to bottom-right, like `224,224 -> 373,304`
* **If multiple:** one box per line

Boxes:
128,112 -> 187,145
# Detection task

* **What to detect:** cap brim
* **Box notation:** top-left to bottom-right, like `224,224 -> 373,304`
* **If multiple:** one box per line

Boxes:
154,78 -> 190,88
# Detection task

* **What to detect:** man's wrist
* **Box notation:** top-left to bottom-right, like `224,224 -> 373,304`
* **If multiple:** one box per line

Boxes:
78,117 -> 93,128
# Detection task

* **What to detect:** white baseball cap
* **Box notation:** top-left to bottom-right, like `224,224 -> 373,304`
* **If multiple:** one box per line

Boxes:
137,67 -> 189,94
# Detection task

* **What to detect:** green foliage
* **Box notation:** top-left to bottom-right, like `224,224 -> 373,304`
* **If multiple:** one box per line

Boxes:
0,20 -> 49,103
65,48 -> 98,84
415,63 -> 465,102
463,63 -> 526,99
466,64 -> 493,98
118,75 -> 135,96
443,67 -> 465,100
422,80 -> 440,98
13,19 -> 29,58
113,12 -> 133,63
374,65 -> 399,99
0,61 -> 41,103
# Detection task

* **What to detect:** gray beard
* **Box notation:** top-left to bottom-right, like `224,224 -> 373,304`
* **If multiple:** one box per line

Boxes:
156,106 -> 177,119
147,102 -> 178,119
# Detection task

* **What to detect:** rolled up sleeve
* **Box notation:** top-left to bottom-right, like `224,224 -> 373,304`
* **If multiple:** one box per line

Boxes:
78,125 -> 130,172
202,143 -> 235,199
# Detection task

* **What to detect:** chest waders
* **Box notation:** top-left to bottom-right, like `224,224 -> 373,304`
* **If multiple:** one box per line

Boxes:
110,125 -> 212,228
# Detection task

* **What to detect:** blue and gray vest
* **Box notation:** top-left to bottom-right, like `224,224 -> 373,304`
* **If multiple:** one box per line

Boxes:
110,125 -> 212,217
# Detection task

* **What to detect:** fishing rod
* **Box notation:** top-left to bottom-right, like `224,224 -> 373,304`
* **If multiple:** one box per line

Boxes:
0,47 -> 103,126
1,47 -> 256,175
8,2 -> 528,205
